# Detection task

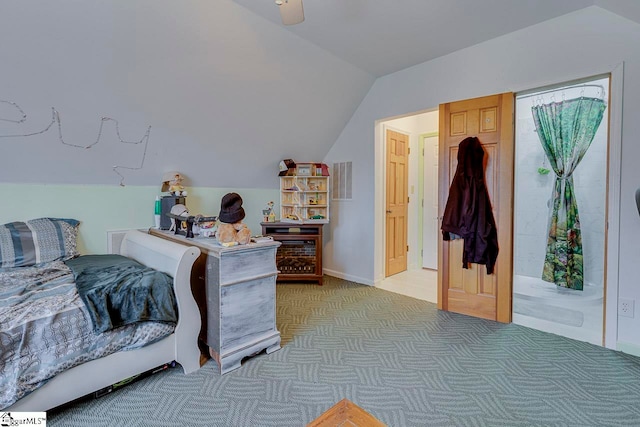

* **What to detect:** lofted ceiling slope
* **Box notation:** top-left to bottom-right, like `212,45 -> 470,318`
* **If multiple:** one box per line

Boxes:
3,1 -> 639,188
0,0 -> 374,188
233,0 -> 602,77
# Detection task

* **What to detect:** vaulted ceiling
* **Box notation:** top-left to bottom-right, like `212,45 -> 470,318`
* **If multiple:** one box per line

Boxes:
233,0 -> 640,77
3,1 -> 639,188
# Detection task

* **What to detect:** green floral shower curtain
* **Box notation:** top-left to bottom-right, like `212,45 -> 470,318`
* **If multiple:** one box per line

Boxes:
531,96 -> 606,290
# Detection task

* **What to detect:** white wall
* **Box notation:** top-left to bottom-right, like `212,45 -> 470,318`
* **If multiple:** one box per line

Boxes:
0,184 -> 278,255
0,0 -> 373,269
324,6 -> 640,353
0,0 -> 374,189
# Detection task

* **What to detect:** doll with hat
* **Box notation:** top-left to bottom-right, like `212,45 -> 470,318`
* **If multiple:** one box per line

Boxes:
216,192 -> 251,246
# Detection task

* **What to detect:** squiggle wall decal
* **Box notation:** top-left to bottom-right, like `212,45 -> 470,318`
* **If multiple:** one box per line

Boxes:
0,100 -> 151,186
0,100 -> 27,123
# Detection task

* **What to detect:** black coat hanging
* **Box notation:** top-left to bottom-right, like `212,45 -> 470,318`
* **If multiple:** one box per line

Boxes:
441,136 -> 499,274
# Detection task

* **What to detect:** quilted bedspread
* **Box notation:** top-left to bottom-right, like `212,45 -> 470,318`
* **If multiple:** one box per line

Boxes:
0,260 -> 175,409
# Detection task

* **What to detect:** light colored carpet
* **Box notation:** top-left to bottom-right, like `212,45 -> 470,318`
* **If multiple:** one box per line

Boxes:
49,276 -> 640,426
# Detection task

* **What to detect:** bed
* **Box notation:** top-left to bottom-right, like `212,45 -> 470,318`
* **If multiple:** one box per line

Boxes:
1,219 -> 201,411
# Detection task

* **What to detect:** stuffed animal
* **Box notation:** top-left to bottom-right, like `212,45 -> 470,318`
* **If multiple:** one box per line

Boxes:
217,221 -> 251,245
216,192 -> 251,245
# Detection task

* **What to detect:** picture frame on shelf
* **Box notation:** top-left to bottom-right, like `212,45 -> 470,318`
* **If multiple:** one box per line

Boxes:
296,164 -> 312,176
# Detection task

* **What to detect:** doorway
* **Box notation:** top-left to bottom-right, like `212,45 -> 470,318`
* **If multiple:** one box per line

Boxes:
512,75 -> 610,345
375,111 -> 439,301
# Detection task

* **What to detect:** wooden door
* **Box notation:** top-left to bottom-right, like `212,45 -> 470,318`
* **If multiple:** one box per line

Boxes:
438,93 -> 514,323
385,129 -> 409,277
422,135 -> 439,270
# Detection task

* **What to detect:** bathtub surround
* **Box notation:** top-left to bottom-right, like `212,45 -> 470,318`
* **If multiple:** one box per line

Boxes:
514,77 -> 608,345
513,274 -> 604,345
531,96 -> 607,290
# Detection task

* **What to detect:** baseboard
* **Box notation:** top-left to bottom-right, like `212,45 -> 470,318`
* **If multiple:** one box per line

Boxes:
617,341 -> 640,358
323,268 -> 373,286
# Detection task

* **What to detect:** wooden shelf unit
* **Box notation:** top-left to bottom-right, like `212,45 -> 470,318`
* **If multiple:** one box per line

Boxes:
280,175 -> 329,224
261,222 -> 323,285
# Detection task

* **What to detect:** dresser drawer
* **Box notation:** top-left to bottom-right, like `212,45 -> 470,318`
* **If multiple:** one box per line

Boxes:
217,247 -> 278,285
219,275 -> 276,350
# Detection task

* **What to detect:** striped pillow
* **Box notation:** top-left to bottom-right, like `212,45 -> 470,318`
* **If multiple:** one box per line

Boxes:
0,218 -> 80,269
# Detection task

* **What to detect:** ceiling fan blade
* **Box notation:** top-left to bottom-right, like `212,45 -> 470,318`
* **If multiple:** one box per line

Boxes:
278,0 -> 304,25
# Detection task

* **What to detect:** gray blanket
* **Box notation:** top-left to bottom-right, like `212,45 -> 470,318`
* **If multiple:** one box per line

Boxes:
66,254 -> 177,334
0,260 -> 175,409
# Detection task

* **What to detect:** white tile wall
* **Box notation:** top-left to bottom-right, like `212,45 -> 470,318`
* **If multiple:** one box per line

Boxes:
514,80 -> 607,287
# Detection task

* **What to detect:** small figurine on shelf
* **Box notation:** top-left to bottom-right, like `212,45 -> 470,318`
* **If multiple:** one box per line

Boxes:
161,171 -> 188,197
193,214 -> 217,237
263,201 -> 276,223
168,173 -> 187,197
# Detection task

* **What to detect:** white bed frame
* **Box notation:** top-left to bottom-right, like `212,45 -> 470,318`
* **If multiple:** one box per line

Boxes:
8,230 -> 201,412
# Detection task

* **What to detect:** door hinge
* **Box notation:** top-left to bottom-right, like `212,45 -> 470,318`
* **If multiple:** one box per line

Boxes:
407,245 -> 409,252
407,196 -> 410,203
408,147 -> 410,155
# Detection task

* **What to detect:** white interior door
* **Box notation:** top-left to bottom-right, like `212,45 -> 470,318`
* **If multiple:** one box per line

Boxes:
422,135 -> 438,269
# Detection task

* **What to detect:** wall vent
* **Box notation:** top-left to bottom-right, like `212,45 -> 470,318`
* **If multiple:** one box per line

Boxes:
332,161 -> 352,200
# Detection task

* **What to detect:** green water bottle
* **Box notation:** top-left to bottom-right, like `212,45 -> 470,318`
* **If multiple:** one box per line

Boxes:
154,196 -> 161,229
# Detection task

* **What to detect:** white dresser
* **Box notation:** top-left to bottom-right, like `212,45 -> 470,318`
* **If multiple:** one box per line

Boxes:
149,229 -> 281,374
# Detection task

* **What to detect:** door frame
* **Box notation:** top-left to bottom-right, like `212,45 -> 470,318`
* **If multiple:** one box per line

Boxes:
420,132 -> 439,270
605,64 -> 623,349
373,122 -> 418,283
